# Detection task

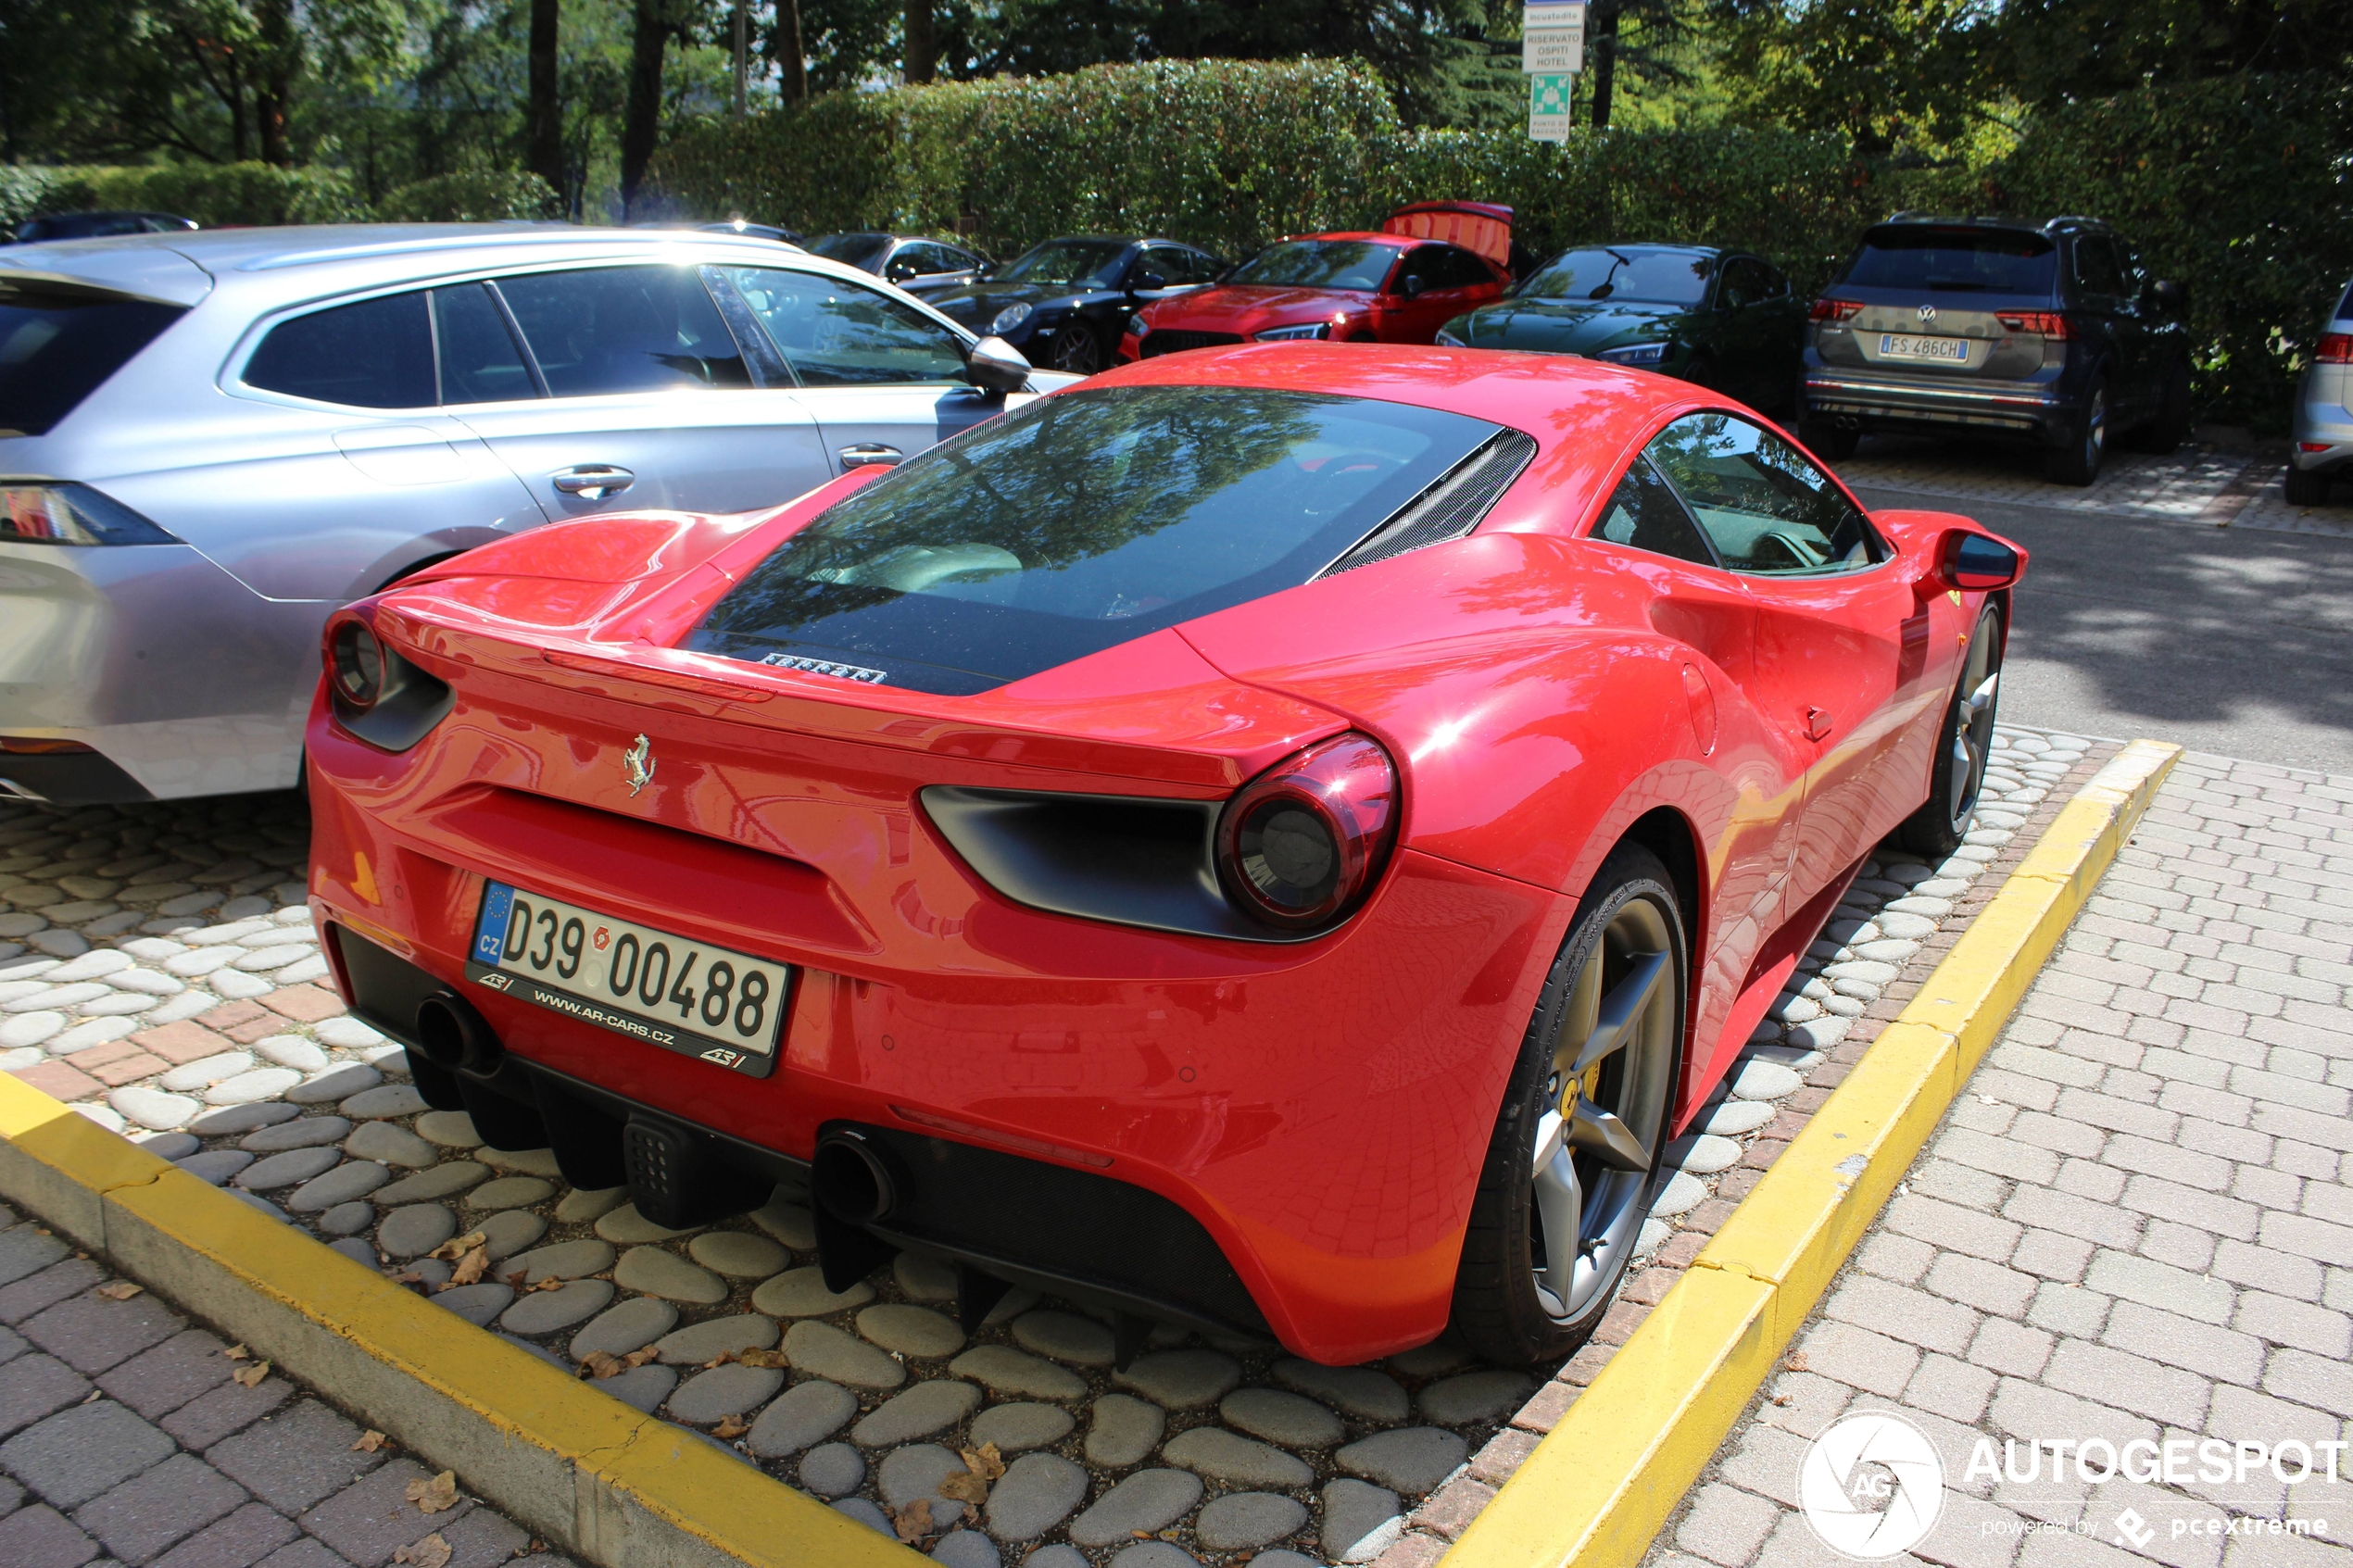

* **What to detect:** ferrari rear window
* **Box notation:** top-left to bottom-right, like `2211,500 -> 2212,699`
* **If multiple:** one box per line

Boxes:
688,385 -> 1509,694
1845,228 -> 2057,295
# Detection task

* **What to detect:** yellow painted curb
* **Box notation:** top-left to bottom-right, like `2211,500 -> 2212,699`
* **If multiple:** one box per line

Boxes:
1446,738 -> 2182,1568
0,1075 -> 919,1568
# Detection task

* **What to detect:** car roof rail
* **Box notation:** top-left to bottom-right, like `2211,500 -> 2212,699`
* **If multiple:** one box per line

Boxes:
2042,215 -> 2106,232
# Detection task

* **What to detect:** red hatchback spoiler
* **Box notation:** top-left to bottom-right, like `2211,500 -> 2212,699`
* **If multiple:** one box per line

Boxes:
1380,202 -> 1514,270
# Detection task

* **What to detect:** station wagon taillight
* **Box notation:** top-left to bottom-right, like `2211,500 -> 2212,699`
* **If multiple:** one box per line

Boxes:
1809,298 -> 1861,322
1995,310 -> 2070,340
2317,333 -> 2353,365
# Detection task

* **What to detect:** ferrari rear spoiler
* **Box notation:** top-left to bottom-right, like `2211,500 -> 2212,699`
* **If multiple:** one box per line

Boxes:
1381,202 -> 1514,270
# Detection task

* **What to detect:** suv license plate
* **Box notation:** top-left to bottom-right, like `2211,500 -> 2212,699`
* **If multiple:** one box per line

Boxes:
464,882 -> 790,1078
1881,333 -> 1970,363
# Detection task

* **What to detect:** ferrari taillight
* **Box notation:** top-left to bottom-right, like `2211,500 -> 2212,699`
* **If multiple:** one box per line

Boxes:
1809,298 -> 1861,322
1216,733 -> 1398,932
2317,333 -> 2353,365
1995,310 -> 2070,340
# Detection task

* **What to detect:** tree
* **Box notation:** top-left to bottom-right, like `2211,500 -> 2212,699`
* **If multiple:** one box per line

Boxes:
1994,0 -> 2353,107
620,0 -> 681,213
904,0 -> 933,81
529,0 -> 563,192
1710,0 -> 1987,153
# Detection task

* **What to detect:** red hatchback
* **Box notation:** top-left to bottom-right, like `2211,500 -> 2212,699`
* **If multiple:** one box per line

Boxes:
304,345 -> 2022,1367
1120,203 -> 1514,358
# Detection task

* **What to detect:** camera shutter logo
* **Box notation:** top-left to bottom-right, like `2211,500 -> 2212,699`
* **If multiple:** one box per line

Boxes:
1799,1411 -> 1945,1559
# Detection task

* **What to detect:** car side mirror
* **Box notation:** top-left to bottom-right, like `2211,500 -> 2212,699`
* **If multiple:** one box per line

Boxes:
1132,270 -> 1167,293
1939,530 -> 2021,592
963,334 -> 1032,395
2147,278 -> 2185,312
1400,275 -> 1427,300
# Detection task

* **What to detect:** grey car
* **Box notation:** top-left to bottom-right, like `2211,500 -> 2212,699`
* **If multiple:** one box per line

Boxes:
2287,280 -> 2352,507
0,224 -> 1059,805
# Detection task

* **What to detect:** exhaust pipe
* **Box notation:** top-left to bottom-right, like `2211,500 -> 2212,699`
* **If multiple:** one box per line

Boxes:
812,1130 -> 900,1224
414,990 -> 503,1076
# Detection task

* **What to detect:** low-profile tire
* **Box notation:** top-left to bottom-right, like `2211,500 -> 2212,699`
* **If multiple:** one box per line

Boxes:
2128,358 -> 2192,454
1049,321 -> 1104,374
1450,844 -> 1685,1366
1897,604 -> 2006,859
2284,465 -> 2332,507
2045,377 -> 2108,485
1800,418 -> 1859,462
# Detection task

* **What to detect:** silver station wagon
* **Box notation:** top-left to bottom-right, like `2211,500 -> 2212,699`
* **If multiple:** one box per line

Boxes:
0,224 -> 1055,804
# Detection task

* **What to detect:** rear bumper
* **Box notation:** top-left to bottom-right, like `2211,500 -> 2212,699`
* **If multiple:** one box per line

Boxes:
1804,369 -> 2069,439
0,541 -> 319,799
2291,403 -> 2353,471
303,729 -> 1567,1363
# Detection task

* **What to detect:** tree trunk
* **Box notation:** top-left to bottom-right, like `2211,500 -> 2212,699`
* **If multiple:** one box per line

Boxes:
528,0 -> 563,196
778,0 -> 807,101
620,0 -> 673,218
1587,0 -> 1620,131
905,0 -> 935,83
253,0 -> 295,165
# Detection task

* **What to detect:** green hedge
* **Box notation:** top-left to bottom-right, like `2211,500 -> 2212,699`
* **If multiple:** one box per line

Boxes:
375,169 -> 563,223
0,162 -> 364,231
648,60 -> 2348,426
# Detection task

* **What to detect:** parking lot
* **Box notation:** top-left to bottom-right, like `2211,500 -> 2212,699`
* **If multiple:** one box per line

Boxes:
0,712 -> 2108,1568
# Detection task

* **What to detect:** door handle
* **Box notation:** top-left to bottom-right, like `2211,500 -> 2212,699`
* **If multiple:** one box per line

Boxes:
1806,706 -> 1834,740
839,445 -> 903,470
549,465 -> 633,499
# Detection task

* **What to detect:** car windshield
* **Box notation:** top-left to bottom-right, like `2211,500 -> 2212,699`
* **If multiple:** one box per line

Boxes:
688,385 -> 1506,694
1520,248 -> 1711,306
1226,240 -> 1394,292
808,233 -> 891,270
999,240 -> 1128,288
0,286 -> 185,435
1845,229 -> 2057,294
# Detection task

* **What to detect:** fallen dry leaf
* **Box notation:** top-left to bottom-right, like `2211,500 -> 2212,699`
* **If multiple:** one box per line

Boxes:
429,1232 -> 487,1262
222,1344 -> 250,1361
447,1247 -> 490,1288
232,1360 -> 271,1388
938,1470 -> 988,1505
578,1351 -> 625,1380
893,1499 -> 934,1543
711,1414 -> 750,1439
623,1347 -> 661,1369
736,1348 -> 787,1370
1781,1352 -> 1809,1373
1133,1530 -> 1155,1540
701,1351 -> 736,1370
527,1276 -> 562,1293
406,1471 -> 459,1515
354,1431 -> 389,1453
964,1442 -> 1005,1482
95,1282 -> 143,1300
394,1532 -> 452,1568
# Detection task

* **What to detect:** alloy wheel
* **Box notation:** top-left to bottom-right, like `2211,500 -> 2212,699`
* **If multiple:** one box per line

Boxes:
1529,896 -> 1677,1320
1943,630 -> 2002,836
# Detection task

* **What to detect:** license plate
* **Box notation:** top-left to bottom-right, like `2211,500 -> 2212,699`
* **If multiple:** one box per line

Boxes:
1880,333 -> 1970,363
464,882 -> 790,1078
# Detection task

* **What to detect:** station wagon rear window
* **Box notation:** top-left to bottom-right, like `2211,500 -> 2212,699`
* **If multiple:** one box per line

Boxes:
688,385 -> 1508,694
1844,228 -> 2057,295
0,285 -> 185,435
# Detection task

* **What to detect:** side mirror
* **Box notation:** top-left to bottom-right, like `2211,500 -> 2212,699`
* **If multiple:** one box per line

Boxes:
1939,530 -> 2021,592
2147,278 -> 2186,312
1132,270 -> 1167,293
1399,275 -> 1427,300
964,334 -> 1032,395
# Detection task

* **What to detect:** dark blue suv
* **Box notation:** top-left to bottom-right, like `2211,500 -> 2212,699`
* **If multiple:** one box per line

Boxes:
1798,215 -> 2191,485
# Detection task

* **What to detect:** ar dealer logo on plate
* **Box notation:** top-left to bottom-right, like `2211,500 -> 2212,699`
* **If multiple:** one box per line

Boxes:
1798,1411 -> 2341,1559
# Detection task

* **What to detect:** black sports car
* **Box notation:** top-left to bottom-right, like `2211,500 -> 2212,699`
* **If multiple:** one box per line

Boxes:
924,235 -> 1225,374
806,232 -> 994,296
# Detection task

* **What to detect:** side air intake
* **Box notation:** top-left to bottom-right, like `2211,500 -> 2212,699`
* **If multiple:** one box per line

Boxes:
1317,428 -> 1537,577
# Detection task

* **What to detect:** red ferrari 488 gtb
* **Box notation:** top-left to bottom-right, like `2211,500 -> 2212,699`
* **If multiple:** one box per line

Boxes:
305,345 -> 2023,1368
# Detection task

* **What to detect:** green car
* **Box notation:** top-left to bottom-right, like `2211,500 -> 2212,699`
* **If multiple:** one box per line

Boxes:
1437,244 -> 1806,415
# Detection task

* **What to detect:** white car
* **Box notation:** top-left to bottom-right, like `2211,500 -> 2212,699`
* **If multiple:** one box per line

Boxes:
2289,280 -> 2351,506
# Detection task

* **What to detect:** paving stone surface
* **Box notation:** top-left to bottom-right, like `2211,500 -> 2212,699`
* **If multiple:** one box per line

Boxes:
1641,747 -> 2353,1568
0,733 -> 2086,1563
0,1198 -> 567,1568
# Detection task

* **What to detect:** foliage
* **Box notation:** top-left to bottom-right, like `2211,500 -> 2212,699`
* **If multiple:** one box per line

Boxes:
376,168 -> 564,220
5,162 -> 367,226
1707,0 -> 1990,155
1992,0 -> 2353,108
1993,72 -> 2353,425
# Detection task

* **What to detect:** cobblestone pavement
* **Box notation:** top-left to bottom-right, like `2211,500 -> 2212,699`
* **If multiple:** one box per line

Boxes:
1832,437 -> 2353,539
1647,749 -> 2353,1568
0,727 -> 2098,1568
0,1198 -> 567,1568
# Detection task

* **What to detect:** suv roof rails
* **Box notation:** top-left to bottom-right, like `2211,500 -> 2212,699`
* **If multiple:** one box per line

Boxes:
2041,215 -> 2107,232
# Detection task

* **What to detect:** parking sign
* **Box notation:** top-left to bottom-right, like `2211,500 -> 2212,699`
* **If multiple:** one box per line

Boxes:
1522,2 -> 1586,73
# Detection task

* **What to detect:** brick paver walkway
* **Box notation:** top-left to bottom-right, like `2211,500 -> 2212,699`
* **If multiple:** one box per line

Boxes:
1650,750 -> 2353,1568
0,1200 -> 566,1568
